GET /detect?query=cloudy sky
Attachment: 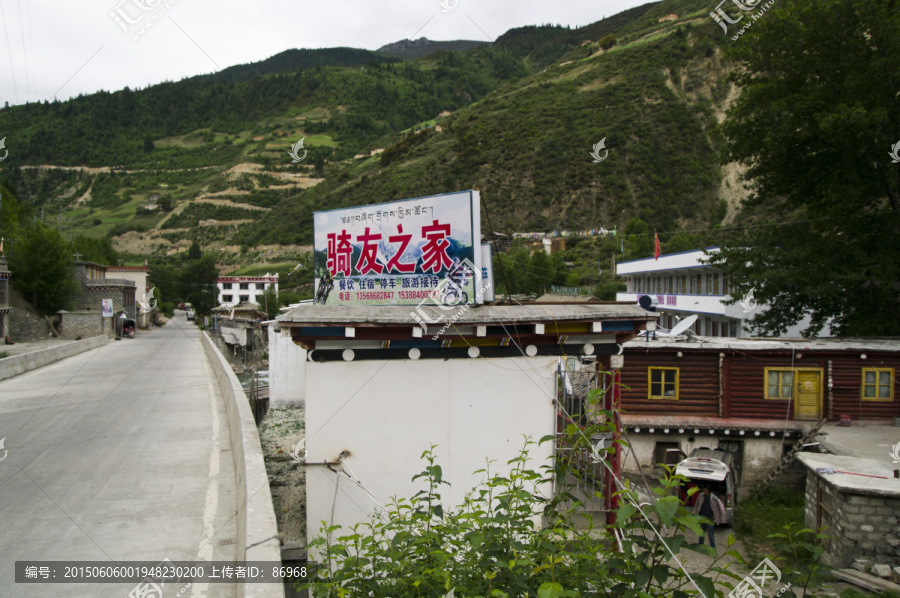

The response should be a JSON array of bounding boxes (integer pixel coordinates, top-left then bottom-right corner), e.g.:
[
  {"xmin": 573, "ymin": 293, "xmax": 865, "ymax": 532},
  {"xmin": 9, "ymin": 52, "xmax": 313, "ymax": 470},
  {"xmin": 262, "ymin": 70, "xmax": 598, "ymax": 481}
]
[{"xmin": 0, "ymin": 0, "xmax": 652, "ymax": 106}]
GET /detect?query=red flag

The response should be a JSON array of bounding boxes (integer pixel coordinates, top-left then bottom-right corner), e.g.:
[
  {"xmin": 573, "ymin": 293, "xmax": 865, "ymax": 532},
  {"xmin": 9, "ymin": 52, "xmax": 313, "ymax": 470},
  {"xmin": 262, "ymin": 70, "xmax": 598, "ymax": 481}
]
[{"xmin": 654, "ymin": 231, "xmax": 661, "ymax": 260}]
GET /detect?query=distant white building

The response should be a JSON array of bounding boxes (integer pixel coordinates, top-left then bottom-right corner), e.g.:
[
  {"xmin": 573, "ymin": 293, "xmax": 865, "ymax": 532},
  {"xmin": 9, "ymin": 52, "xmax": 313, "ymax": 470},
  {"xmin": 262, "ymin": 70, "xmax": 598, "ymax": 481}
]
[
  {"xmin": 216, "ymin": 274, "xmax": 279, "ymax": 308},
  {"xmin": 616, "ymin": 248, "xmax": 822, "ymax": 338}
]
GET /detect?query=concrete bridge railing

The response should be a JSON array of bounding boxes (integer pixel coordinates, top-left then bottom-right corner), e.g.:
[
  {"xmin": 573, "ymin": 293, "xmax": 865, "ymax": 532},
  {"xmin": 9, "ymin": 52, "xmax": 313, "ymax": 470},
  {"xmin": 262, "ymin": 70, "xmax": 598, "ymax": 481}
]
[
  {"xmin": 0, "ymin": 335, "xmax": 109, "ymax": 381},
  {"xmin": 201, "ymin": 331, "xmax": 284, "ymax": 598}
]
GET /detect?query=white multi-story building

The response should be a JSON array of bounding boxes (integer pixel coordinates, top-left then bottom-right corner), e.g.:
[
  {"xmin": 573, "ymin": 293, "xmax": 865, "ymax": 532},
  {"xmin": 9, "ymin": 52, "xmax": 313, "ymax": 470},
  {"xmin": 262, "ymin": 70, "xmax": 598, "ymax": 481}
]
[
  {"xmin": 216, "ymin": 274, "xmax": 279, "ymax": 308},
  {"xmin": 616, "ymin": 248, "xmax": 820, "ymax": 338}
]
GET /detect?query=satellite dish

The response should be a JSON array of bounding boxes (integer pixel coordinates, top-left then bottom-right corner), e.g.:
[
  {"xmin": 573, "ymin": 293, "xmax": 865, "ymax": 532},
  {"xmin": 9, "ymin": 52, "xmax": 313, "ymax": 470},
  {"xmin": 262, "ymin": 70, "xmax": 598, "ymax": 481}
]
[
  {"xmin": 668, "ymin": 314, "xmax": 698, "ymax": 337},
  {"xmin": 638, "ymin": 295, "xmax": 658, "ymax": 312}
]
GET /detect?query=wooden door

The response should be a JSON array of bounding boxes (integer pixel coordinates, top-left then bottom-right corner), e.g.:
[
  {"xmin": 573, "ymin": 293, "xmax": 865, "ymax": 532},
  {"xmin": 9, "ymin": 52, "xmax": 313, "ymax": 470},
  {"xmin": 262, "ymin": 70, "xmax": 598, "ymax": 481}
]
[{"xmin": 795, "ymin": 370, "xmax": 822, "ymax": 420}]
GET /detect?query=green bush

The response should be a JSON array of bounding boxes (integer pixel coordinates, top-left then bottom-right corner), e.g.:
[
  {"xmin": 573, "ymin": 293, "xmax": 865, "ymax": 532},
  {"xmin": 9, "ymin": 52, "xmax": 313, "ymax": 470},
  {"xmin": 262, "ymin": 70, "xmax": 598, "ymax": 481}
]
[
  {"xmin": 599, "ymin": 34, "xmax": 617, "ymax": 50},
  {"xmin": 306, "ymin": 389, "xmax": 738, "ymax": 597}
]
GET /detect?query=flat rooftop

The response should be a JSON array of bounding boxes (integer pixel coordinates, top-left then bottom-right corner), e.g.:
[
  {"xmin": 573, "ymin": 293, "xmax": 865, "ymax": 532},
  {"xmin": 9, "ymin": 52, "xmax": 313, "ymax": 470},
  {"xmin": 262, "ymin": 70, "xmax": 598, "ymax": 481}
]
[
  {"xmin": 797, "ymin": 453, "xmax": 900, "ymax": 497},
  {"xmin": 278, "ymin": 302, "xmax": 656, "ymax": 325}
]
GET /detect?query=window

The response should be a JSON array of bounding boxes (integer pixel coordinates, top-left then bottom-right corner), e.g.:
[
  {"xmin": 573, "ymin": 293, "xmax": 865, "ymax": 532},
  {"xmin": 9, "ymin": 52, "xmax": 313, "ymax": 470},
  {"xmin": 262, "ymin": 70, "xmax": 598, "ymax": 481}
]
[
  {"xmin": 681, "ymin": 275, "xmax": 687, "ymax": 294},
  {"xmin": 239, "ymin": 295, "xmax": 249, "ymax": 303},
  {"xmin": 222, "ymin": 295, "xmax": 233, "ymax": 303},
  {"xmin": 649, "ymin": 367, "xmax": 679, "ymax": 400},
  {"xmin": 862, "ymin": 368, "xmax": 894, "ymax": 401},
  {"xmin": 765, "ymin": 368, "xmax": 794, "ymax": 399},
  {"xmin": 239, "ymin": 283, "xmax": 249, "ymax": 290},
  {"xmin": 710, "ymin": 273, "xmax": 720, "ymax": 295},
  {"xmin": 223, "ymin": 283, "xmax": 232, "ymax": 290}
]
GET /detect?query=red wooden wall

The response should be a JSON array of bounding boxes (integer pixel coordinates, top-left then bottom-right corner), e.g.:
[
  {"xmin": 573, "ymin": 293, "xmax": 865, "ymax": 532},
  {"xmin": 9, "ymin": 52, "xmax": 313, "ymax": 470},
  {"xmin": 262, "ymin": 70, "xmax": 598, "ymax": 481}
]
[
  {"xmin": 620, "ymin": 347, "xmax": 900, "ymax": 422},
  {"xmin": 620, "ymin": 350, "xmax": 719, "ymax": 417}
]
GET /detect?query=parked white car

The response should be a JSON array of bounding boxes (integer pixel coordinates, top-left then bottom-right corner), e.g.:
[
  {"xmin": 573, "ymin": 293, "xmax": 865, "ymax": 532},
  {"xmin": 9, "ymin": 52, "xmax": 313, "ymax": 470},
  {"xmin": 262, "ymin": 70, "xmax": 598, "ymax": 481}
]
[{"xmin": 670, "ymin": 448, "xmax": 737, "ymax": 526}]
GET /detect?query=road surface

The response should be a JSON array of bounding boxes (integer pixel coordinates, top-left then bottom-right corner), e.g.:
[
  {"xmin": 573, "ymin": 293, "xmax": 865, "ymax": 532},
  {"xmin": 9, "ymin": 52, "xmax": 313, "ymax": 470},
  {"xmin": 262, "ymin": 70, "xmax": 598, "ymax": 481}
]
[{"xmin": 0, "ymin": 315, "xmax": 237, "ymax": 597}]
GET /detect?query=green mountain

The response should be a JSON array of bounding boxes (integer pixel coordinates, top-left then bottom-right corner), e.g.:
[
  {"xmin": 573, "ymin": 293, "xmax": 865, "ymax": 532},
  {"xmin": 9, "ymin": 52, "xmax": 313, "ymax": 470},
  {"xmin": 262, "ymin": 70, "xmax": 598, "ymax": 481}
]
[
  {"xmin": 376, "ymin": 38, "xmax": 492, "ymax": 60},
  {"xmin": 0, "ymin": 0, "xmax": 733, "ymax": 264}
]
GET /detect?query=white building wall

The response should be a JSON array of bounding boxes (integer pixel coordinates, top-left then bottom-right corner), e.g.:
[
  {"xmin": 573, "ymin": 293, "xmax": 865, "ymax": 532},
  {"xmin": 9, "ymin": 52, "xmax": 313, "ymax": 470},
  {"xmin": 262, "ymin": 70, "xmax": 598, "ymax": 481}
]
[
  {"xmin": 623, "ymin": 432, "xmax": 785, "ymax": 498},
  {"xmin": 305, "ymin": 357, "xmax": 556, "ymax": 546},
  {"xmin": 217, "ymin": 278, "xmax": 279, "ymax": 308},
  {"xmin": 617, "ymin": 248, "xmax": 831, "ymax": 338},
  {"xmin": 107, "ymin": 270, "xmax": 150, "ymax": 326},
  {"xmin": 268, "ymin": 324, "xmax": 306, "ymax": 406}
]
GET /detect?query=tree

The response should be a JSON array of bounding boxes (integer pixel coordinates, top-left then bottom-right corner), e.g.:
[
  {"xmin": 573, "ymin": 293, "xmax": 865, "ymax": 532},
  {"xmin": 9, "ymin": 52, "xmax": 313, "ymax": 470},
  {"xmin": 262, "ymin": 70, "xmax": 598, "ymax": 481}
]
[
  {"xmin": 187, "ymin": 240, "xmax": 202, "ymax": 260},
  {"xmin": 70, "ymin": 235, "xmax": 118, "ymax": 265},
  {"xmin": 599, "ymin": 34, "xmax": 617, "ymax": 50},
  {"xmin": 9, "ymin": 224, "xmax": 81, "ymax": 315},
  {"xmin": 712, "ymin": 0, "xmax": 900, "ymax": 336},
  {"xmin": 182, "ymin": 255, "xmax": 218, "ymax": 318},
  {"xmin": 623, "ymin": 217, "xmax": 653, "ymax": 261},
  {"xmin": 149, "ymin": 262, "xmax": 184, "ymax": 306},
  {"xmin": 260, "ymin": 285, "xmax": 279, "ymax": 320}
]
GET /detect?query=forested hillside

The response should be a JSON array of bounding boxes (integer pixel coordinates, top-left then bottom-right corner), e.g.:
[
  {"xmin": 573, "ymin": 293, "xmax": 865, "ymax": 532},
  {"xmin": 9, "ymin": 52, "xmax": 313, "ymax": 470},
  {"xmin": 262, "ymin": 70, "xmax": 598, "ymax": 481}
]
[{"xmin": 0, "ymin": 0, "xmax": 729, "ymax": 257}]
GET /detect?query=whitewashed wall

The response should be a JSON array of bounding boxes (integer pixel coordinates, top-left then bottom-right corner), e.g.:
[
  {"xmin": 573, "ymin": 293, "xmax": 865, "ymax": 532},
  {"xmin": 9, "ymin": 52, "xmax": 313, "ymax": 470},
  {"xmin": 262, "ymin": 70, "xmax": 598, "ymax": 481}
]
[
  {"xmin": 622, "ymin": 432, "xmax": 784, "ymax": 496},
  {"xmin": 268, "ymin": 325, "xmax": 306, "ymax": 405},
  {"xmin": 305, "ymin": 356, "xmax": 557, "ymax": 544}
]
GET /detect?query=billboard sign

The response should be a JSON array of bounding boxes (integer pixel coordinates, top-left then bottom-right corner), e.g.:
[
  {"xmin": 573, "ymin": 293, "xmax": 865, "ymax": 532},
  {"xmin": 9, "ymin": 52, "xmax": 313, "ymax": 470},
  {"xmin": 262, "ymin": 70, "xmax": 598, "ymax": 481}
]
[
  {"xmin": 101, "ymin": 299, "xmax": 113, "ymax": 318},
  {"xmin": 313, "ymin": 191, "xmax": 482, "ymax": 306}
]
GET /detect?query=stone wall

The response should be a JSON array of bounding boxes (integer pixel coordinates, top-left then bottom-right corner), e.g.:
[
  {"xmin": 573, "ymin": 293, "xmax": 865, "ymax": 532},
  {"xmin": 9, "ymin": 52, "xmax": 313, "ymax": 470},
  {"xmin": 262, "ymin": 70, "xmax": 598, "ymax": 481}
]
[
  {"xmin": 805, "ymin": 472, "xmax": 900, "ymax": 568},
  {"xmin": 58, "ymin": 311, "xmax": 111, "ymax": 339},
  {"xmin": 7, "ymin": 288, "xmax": 51, "ymax": 342},
  {"xmin": 74, "ymin": 282, "xmax": 136, "ymax": 320}
]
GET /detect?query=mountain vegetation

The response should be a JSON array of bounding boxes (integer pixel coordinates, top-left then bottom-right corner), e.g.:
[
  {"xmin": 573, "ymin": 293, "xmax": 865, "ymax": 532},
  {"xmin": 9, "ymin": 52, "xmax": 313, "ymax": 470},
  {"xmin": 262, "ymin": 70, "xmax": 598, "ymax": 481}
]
[
  {"xmin": 375, "ymin": 38, "xmax": 491, "ymax": 60},
  {"xmin": 0, "ymin": 0, "xmax": 893, "ymax": 334}
]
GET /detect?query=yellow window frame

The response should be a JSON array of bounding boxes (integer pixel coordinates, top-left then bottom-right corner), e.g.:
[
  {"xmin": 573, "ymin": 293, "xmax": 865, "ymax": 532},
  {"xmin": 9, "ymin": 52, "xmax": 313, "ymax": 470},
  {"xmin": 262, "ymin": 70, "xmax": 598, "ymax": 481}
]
[
  {"xmin": 764, "ymin": 367, "xmax": 795, "ymax": 400},
  {"xmin": 862, "ymin": 368, "xmax": 894, "ymax": 402},
  {"xmin": 648, "ymin": 367, "xmax": 679, "ymax": 400}
]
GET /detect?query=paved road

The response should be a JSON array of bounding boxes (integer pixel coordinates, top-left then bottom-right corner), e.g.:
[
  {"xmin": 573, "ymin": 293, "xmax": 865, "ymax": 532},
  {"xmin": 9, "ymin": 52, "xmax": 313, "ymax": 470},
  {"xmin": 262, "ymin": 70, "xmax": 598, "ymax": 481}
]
[{"xmin": 0, "ymin": 315, "xmax": 237, "ymax": 597}]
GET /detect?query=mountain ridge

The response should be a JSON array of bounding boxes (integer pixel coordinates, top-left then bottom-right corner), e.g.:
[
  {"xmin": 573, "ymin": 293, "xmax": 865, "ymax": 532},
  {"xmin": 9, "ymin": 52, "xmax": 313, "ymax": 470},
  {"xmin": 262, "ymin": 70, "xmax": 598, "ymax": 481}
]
[{"xmin": 376, "ymin": 38, "xmax": 492, "ymax": 59}]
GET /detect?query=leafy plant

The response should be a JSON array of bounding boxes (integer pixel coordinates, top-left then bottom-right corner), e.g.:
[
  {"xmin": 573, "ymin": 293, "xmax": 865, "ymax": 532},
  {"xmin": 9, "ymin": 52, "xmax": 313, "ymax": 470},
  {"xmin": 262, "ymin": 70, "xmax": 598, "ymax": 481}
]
[
  {"xmin": 767, "ymin": 524, "xmax": 833, "ymax": 596},
  {"xmin": 305, "ymin": 384, "xmax": 741, "ymax": 597}
]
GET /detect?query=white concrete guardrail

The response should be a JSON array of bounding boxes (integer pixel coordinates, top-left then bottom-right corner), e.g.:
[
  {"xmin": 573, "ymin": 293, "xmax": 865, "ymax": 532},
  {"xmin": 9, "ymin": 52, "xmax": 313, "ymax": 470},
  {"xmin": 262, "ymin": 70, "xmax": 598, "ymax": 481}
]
[
  {"xmin": 0, "ymin": 335, "xmax": 109, "ymax": 381},
  {"xmin": 201, "ymin": 332, "xmax": 285, "ymax": 598}
]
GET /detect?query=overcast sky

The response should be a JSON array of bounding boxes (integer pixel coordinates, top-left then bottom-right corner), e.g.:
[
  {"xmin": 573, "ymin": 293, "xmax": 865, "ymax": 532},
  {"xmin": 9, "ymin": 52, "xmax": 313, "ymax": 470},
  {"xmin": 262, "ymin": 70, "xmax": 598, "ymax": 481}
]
[{"xmin": 0, "ymin": 0, "xmax": 653, "ymax": 106}]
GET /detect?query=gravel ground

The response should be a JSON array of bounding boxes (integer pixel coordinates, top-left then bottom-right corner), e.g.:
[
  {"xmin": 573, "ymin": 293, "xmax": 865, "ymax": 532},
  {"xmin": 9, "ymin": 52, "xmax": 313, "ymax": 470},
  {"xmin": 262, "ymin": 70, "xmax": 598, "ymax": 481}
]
[{"xmin": 258, "ymin": 405, "xmax": 307, "ymax": 552}]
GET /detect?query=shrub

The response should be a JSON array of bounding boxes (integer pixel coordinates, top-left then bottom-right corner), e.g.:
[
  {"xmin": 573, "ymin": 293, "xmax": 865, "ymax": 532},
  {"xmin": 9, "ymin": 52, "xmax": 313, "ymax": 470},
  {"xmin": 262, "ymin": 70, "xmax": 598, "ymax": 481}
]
[
  {"xmin": 599, "ymin": 34, "xmax": 617, "ymax": 50},
  {"xmin": 305, "ymin": 389, "xmax": 737, "ymax": 597}
]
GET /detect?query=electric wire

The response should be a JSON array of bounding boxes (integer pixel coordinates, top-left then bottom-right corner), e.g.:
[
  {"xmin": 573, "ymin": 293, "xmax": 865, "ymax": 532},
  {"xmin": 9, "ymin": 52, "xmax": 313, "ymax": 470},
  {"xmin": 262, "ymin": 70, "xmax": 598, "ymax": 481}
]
[{"xmin": 0, "ymin": 0, "xmax": 20, "ymax": 103}]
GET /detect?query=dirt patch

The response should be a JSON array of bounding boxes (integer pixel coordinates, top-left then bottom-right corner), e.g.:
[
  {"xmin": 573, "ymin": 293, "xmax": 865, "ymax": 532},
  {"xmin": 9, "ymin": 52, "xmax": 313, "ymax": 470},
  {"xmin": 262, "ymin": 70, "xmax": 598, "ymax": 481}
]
[
  {"xmin": 193, "ymin": 198, "xmax": 270, "ymax": 211},
  {"xmin": 259, "ymin": 406, "xmax": 307, "ymax": 551}
]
